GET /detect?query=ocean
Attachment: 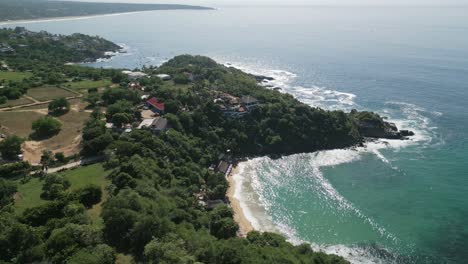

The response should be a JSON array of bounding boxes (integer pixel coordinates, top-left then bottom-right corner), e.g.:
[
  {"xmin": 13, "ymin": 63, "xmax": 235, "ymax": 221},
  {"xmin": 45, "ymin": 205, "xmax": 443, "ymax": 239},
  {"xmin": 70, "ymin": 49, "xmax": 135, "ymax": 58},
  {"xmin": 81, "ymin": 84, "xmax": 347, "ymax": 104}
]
[{"xmin": 3, "ymin": 5, "xmax": 468, "ymax": 263}]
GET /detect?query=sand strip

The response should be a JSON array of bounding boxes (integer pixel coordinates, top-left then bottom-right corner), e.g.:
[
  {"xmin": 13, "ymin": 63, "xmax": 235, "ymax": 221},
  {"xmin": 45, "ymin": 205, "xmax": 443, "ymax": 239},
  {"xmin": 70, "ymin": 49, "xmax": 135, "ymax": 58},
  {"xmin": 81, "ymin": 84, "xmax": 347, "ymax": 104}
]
[{"xmin": 226, "ymin": 165, "xmax": 254, "ymax": 237}]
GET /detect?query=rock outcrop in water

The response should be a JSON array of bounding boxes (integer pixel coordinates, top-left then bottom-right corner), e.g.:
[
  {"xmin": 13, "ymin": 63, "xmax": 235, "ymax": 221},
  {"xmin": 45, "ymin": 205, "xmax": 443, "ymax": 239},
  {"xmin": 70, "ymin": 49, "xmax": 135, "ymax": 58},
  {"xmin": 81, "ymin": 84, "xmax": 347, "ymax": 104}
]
[{"xmin": 351, "ymin": 110, "xmax": 415, "ymax": 140}]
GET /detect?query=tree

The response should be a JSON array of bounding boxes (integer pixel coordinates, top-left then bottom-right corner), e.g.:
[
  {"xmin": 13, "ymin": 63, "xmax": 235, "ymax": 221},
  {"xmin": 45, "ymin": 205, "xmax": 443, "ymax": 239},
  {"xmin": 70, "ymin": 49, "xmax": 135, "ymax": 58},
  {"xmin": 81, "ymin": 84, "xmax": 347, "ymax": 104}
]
[
  {"xmin": 67, "ymin": 244, "xmax": 116, "ymax": 264},
  {"xmin": 54, "ymin": 152, "xmax": 66, "ymax": 163},
  {"xmin": 0, "ymin": 135, "xmax": 24, "ymax": 160},
  {"xmin": 85, "ymin": 92, "xmax": 101, "ymax": 107},
  {"xmin": 45, "ymin": 224, "xmax": 102, "ymax": 263},
  {"xmin": 31, "ymin": 116, "xmax": 62, "ymax": 138},
  {"xmin": 76, "ymin": 185, "xmax": 102, "ymax": 208},
  {"xmin": 40, "ymin": 150, "xmax": 54, "ymax": 167},
  {"xmin": 0, "ymin": 179, "xmax": 17, "ymax": 208},
  {"xmin": 173, "ymin": 73, "xmax": 190, "ymax": 84},
  {"xmin": 48, "ymin": 97, "xmax": 70, "ymax": 115},
  {"xmin": 111, "ymin": 113, "xmax": 132, "ymax": 127},
  {"xmin": 210, "ymin": 205, "xmax": 238, "ymax": 239},
  {"xmin": 144, "ymin": 235, "xmax": 195, "ymax": 264},
  {"xmin": 41, "ymin": 174, "xmax": 70, "ymax": 200}
]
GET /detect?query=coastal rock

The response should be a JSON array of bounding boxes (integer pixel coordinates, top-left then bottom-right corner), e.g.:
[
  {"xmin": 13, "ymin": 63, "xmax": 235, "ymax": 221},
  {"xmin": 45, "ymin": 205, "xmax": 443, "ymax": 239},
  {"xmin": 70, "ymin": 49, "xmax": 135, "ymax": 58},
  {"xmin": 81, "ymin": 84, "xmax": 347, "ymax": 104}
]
[
  {"xmin": 253, "ymin": 74, "xmax": 275, "ymax": 83},
  {"xmin": 358, "ymin": 120, "xmax": 415, "ymax": 140}
]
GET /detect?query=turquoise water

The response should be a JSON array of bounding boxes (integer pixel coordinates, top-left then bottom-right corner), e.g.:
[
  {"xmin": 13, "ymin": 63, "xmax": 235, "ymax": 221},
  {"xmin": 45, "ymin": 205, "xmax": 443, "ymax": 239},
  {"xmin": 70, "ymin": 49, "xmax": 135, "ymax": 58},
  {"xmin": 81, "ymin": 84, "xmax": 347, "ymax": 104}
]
[{"xmin": 3, "ymin": 5, "xmax": 468, "ymax": 263}]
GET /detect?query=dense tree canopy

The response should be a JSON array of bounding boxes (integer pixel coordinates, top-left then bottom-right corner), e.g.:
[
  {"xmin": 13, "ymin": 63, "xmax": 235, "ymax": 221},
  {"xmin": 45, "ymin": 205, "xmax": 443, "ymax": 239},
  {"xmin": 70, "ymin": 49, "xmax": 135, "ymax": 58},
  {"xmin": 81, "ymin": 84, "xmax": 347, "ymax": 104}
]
[{"xmin": 0, "ymin": 135, "xmax": 24, "ymax": 160}]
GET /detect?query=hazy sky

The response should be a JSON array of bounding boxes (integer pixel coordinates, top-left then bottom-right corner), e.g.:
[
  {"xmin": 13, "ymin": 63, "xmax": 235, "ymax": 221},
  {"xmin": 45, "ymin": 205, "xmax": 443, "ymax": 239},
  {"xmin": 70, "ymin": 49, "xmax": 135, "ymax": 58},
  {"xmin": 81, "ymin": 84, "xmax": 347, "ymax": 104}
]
[{"xmin": 69, "ymin": 0, "xmax": 468, "ymax": 6}]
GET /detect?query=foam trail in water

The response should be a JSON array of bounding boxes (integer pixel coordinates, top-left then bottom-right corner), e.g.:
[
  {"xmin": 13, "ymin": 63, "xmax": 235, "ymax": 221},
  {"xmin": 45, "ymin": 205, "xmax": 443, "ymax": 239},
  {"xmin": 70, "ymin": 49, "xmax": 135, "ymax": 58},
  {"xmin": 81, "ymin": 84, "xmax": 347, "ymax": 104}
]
[
  {"xmin": 215, "ymin": 59, "xmax": 441, "ymax": 263},
  {"xmin": 235, "ymin": 152, "xmax": 402, "ymax": 264}
]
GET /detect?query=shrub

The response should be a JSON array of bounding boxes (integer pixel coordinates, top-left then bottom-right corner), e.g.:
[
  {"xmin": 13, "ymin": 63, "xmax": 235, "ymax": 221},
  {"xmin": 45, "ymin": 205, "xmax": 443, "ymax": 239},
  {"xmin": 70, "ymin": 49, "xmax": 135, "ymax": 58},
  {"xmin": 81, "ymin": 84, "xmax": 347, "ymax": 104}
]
[
  {"xmin": 48, "ymin": 97, "xmax": 70, "ymax": 115},
  {"xmin": 31, "ymin": 116, "xmax": 62, "ymax": 138},
  {"xmin": 76, "ymin": 185, "xmax": 102, "ymax": 208}
]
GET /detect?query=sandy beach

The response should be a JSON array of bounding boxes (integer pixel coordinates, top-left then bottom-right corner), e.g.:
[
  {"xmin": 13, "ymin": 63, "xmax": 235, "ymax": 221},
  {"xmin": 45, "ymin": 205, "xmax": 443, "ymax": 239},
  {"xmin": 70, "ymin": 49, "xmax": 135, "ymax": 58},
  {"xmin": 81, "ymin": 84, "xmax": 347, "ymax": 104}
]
[
  {"xmin": 0, "ymin": 11, "xmax": 152, "ymax": 26},
  {"xmin": 226, "ymin": 165, "xmax": 254, "ymax": 237}
]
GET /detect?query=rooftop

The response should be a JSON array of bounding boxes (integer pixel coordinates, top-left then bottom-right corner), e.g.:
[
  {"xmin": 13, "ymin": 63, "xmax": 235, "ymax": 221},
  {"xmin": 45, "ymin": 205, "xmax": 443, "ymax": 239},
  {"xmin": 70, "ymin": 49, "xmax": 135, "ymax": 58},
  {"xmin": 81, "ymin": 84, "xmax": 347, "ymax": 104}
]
[{"xmin": 146, "ymin": 97, "xmax": 165, "ymax": 111}]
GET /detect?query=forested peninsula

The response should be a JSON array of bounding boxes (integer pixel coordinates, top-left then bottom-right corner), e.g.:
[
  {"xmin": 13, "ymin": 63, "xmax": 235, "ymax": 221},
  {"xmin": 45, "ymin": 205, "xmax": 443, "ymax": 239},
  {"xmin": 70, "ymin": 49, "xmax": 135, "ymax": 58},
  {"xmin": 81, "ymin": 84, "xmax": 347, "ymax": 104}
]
[
  {"xmin": 0, "ymin": 0, "xmax": 212, "ymax": 22},
  {"xmin": 0, "ymin": 28, "xmax": 413, "ymax": 263}
]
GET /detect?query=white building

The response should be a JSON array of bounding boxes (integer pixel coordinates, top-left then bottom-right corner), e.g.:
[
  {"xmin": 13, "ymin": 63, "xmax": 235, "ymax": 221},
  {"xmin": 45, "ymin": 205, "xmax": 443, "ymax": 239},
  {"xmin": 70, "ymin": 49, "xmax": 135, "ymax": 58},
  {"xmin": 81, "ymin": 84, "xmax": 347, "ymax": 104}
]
[
  {"xmin": 156, "ymin": 74, "xmax": 171, "ymax": 81},
  {"xmin": 122, "ymin": 70, "xmax": 148, "ymax": 80}
]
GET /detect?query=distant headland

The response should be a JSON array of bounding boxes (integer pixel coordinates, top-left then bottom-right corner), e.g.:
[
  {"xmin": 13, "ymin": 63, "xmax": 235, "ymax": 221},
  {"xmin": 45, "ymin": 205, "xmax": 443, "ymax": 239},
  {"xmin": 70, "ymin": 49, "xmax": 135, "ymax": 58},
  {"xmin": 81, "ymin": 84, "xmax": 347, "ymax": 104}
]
[{"xmin": 0, "ymin": 0, "xmax": 213, "ymax": 23}]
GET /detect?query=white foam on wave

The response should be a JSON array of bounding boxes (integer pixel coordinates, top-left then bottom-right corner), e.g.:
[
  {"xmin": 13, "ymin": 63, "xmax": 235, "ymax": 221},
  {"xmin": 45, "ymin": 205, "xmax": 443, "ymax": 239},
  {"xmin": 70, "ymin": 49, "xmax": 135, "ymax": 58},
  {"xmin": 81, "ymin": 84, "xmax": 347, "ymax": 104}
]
[
  {"xmin": 217, "ymin": 59, "xmax": 440, "ymax": 263},
  {"xmin": 222, "ymin": 60, "xmax": 358, "ymax": 111},
  {"xmin": 220, "ymin": 59, "xmax": 439, "ymax": 155},
  {"xmin": 235, "ymin": 151, "xmax": 400, "ymax": 264}
]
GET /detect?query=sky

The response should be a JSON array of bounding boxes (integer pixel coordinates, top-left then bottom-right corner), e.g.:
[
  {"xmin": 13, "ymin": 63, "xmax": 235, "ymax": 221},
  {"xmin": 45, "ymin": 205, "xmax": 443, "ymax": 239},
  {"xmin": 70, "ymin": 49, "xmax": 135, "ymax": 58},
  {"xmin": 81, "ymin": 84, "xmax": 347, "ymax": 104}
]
[{"xmin": 66, "ymin": 0, "xmax": 468, "ymax": 7}]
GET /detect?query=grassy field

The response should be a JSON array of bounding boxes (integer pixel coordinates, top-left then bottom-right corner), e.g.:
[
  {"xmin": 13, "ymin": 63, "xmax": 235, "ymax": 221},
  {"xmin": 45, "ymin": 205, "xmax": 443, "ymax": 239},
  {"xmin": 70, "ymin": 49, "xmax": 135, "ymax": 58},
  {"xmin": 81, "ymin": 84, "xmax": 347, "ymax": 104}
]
[
  {"xmin": 0, "ymin": 96, "xmax": 34, "ymax": 108},
  {"xmin": 65, "ymin": 79, "xmax": 112, "ymax": 91},
  {"xmin": 161, "ymin": 80, "xmax": 191, "ymax": 93},
  {"xmin": 14, "ymin": 177, "xmax": 48, "ymax": 213},
  {"xmin": 0, "ymin": 71, "xmax": 33, "ymax": 82},
  {"xmin": 27, "ymin": 86, "xmax": 78, "ymax": 101},
  {"xmin": 0, "ymin": 111, "xmax": 43, "ymax": 137},
  {"xmin": 14, "ymin": 163, "xmax": 111, "ymax": 221}
]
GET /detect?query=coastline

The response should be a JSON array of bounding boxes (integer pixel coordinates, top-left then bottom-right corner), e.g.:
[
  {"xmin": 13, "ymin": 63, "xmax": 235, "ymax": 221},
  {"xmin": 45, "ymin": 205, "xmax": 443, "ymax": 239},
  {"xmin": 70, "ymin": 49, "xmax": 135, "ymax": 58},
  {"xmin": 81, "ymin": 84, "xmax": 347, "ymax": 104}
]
[
  {"xmin": 226, "ymin": 165, "xmax": 254, "ymax": 237},
  {"xmin": 0, "ymin": 11, "xmax": 156, "ymax": 26},
  {"xmin": 0, "ymin": 8, "xmax": 215, "ymax": 26}
]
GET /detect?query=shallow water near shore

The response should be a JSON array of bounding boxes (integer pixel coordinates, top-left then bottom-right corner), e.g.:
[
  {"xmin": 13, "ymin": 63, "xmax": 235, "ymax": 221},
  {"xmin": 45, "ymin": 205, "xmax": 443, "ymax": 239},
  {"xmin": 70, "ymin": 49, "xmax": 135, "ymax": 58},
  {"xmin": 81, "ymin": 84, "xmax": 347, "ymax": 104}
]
[{"xmin": 3, "ymin": 5, "xmax": 468, "ymax": 263}]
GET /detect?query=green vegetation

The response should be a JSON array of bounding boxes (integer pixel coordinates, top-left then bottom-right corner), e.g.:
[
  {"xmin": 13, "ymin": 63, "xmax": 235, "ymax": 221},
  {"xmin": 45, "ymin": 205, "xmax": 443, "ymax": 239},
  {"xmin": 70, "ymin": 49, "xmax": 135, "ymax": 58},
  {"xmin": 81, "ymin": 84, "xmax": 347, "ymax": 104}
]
[
  {"xmin": 66, "ymin": 79, "xmax": 112, "ymax": 91},
  {"xmin": 13, "ymin": 164, "xmax": 110, "ymax": 213},
  {"xmin": 48, "ymin": 97, "xmax": 70, "ymax": 115},
  {"xmin": 31, "ymin": 116, "xmax": 62, "ymax": 138},
  {"xmin": 0, "ymin": 135, "xmax": 24, "ymax": 160},
  {"xmin": 0, "ymin": 71, "xmax": 32, "ymax": 82},
  {"xmin": 0, "ymin": 31, "xmax": 377, "ymax": 264},
  {"xmin": 0, "ymin": 0, "xmax": 212, "ymax": 22}
]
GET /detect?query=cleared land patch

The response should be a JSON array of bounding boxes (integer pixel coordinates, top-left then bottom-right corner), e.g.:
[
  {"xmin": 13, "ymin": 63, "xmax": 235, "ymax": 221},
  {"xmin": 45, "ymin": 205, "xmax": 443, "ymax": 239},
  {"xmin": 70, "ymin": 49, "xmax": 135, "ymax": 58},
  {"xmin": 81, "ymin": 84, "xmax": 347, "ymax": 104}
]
[
  {"xmin": 23, "ymin": 110, "xmax": 90, "ymax": 164},
  {"xmin": 27, "ymin": 86, "xmax": 79, "ymax": 101},
  {"xmin": 0, "ymin": 96, "xmax": 34, "ymax": 108},
  {"xmin": 0, "ymin": 111, "xmax": 43, "ymax": 137},
  {"xmin": 0, "ymin": 71, "xmax": 33, "ymax": 82},
  {"xmin": 65, "ymin": 79, "xmax": 112, "ymax": 92},
  {"xmin": 14, "ymin": 163, "xmax": 110, "ymax": 220}
]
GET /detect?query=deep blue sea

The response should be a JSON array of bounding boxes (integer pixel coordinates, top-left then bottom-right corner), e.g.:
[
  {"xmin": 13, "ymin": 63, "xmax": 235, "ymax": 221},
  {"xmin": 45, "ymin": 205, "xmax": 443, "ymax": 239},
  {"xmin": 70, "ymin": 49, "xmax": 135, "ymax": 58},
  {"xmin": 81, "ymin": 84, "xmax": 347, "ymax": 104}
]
[{"xmin": 3, "ymin": 5, "xmax": 468, "ymax": 263}]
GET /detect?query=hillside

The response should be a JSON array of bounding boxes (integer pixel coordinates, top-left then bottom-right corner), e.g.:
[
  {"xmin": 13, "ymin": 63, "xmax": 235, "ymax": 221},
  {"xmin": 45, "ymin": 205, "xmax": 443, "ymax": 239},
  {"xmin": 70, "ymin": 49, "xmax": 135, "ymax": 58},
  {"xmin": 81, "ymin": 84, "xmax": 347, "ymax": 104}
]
[
  {"xmin": 0, "ymin": 0, "xmax": 212, "ymax": 22},
  {"xmin": 0, "ymin": 29, "xmax": 354, "ymax": 264}
]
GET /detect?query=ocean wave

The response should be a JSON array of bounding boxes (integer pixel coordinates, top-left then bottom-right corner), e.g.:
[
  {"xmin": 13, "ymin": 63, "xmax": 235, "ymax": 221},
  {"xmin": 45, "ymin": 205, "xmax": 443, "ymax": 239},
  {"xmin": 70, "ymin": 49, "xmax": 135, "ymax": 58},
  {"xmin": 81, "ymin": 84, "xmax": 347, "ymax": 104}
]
[
  {"xmin": 236, "ymin": 152, "xmax": 403, "ymax": 264},
  {"xmin": 218, "ymin": 60, "xmax": 441, "ymax": 263}
]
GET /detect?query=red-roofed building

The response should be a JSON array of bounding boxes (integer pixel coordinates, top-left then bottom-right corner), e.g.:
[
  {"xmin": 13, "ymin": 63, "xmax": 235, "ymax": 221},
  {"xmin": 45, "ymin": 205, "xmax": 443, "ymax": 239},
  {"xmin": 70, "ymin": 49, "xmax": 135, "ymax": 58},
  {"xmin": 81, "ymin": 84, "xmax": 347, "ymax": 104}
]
[{"xmin": 146, "ymin": 97, "xmax": 165, "ymax": 115}]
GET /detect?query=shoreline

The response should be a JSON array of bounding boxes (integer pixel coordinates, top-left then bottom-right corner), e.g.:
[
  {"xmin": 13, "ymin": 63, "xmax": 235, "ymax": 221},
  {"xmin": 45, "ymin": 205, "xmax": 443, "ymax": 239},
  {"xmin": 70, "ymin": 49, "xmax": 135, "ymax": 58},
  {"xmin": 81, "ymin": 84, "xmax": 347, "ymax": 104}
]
[
  {"xmin": 0, "ymin": 11, "xmax": 157, "ymax": 26},
  {"xmin": 0, "ymin": 8, "xmax": 213, "ymax": 26},
  {"xmin": 226, "ymin": 165, "xmax": 255, "ymax": 237}
]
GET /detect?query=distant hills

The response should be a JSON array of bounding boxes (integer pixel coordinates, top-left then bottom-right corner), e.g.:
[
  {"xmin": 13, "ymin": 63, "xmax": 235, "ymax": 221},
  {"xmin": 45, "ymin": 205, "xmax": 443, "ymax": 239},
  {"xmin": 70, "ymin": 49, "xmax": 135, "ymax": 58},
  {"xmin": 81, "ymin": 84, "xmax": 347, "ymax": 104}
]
[{"xmin": 0, "ymin": 0, "xmax": 213, "ymax": 22}]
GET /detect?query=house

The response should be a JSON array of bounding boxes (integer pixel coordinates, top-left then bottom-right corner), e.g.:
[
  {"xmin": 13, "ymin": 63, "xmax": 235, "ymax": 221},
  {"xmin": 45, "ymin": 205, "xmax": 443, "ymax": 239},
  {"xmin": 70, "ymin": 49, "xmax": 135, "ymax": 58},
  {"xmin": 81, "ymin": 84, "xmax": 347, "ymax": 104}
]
[
  {"xmin": 146, "ymin": 97, "xmax": 165, "ymax": 115},
  {"xmin": 128, "ymin": 82, "xmax": 143, "ymax": 91},
  {"xmin": 105, "ymin": 123, "xmax": 114, "ymax": 129},
  {"xmin": 241, "ymin": 95, "xmax": 259, "ymax": 110},
  {"xmin": 137, "ymin": 117, "xmax": 169, "ymax": 133},
  {"xmin": 0, "ymin": 44, "xmax": 14, "ymax": 54},
  {"xmin": 122, "ymin": 70, "xmax": 148, "ymax": 80},
  {"xmin": 156, "ymin": 74, "xmax": 171, "ymax": 81},
  {"xmin": 216, "ymin": 160, "xmax": 232, "ymax": 178}
]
